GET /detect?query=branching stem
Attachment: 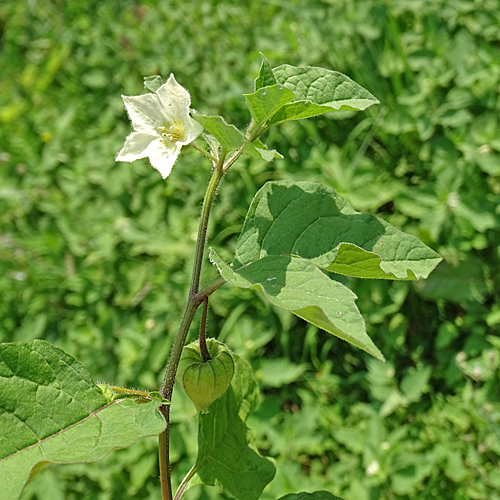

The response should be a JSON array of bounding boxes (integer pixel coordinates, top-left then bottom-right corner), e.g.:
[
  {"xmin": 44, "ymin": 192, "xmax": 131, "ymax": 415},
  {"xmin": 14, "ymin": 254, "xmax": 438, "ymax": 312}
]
[
  {"xmin": 157, "ymin": 151, "xmax": 226, "ymax": 500},
  {"xmin": 157, "ymin": 137, "xmax": 251, "ymax": 500}
]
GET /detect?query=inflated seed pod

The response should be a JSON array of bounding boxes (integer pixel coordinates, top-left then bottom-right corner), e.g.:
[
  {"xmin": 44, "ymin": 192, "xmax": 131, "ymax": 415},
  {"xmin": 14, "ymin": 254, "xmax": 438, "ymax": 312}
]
[{"xmin": 177, "ymin": 338, "xmax": 235, "ymax": 413}]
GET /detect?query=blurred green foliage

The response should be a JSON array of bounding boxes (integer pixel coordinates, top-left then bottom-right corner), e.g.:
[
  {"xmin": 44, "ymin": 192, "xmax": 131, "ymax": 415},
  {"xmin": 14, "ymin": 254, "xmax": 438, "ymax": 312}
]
[{"xmin": 1, "ymin": 0, "xmax": 499, "ymax": 499}]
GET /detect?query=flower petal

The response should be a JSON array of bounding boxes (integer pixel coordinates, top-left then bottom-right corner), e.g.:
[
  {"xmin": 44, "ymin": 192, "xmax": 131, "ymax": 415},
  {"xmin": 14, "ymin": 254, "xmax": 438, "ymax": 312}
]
[
  {"xmin": 122, "ymin": 94, "xmax": 163, "ymax": 134},
  {"xmin": 179, "ymin": 115, "xmax": 204, "ymax": 145},
  {"xmin": 146, "ymin": 140, "xmax": 183, "ymax": 179},
  {"xmin": 156, "ymin": 74, "xmax": 192, "ymax": 124},
  {"xmin": 115, "ymin": 132, "xmax": 158, "ymax": 161}
]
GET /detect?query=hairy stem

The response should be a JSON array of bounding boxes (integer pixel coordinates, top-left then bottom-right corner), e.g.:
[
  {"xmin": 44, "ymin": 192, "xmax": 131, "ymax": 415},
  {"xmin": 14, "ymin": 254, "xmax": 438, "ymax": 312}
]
[
  {"xmin": 192, "ymin": 141, "xmax": 218, "ymax": 163},
  {"xmin": 158, "ymin": 158, "xmax": 225, "ymax": 500},
  {"xmin": 195, "ymin": 277, "xmax": 226, "ymax": 302},
  {"xmin": 223, "ymin": 143, "xmax": 247, "ymax": 172},
  {"xmin": 199, "ymin": 296, "xmax": 211, "ymax": 362},
  {"xmin": 108, "ymin": 385, "xmax": 150, "ymax": 396},
  {"xmin": 189, "ymin": 159, "xmax": 225, "ymax": 298},
  {"xmin": 156, "ymin": 135, "xmax": 251, "ymax": 499}
]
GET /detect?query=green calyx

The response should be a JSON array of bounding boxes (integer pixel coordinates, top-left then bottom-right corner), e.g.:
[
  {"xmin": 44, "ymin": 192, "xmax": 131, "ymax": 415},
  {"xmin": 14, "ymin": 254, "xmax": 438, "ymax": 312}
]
[{"xmin": 177, "ymin": 338, "xmax": 235, "ymax": 413}]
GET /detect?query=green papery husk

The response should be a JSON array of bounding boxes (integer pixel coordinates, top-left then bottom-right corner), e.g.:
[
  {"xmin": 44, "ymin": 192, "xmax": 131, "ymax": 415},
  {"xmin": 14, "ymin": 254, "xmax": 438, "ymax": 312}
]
[{"xmin": 177, "ymin": 338, "xmax": 235, "ymax": 413}]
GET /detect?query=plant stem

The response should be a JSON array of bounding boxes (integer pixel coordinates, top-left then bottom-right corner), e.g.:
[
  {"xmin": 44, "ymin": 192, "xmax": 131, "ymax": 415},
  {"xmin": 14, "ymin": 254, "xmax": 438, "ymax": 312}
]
[
  {"xmin": 189, "ymin": 160, "xmax": 225, "ymax": 298},
  {"xmin": 158, "ymin": 158, "xmax": 225, "ymax": 500},
  {"xmin": 109, "ymin": 385, "xmax": 149, "ymax": 396},
  {"xmin": 175, "ymin": 465, "xmax": 198, "ymax": 500},
  {"xmin": 195, "ymin": 277, "xmax": 226, "ymax": 302},
  {"xmin": 223, "ymin": 143, "xmax": 247, "ymax": 172},
  {"xmin": 192, "ymin": 141, "xmax": 217, "ymax": 163},
  {"xmin": 156, "ymin": 136, "xmax": 249, "ymax": 499},
  {"xmin": 199, "ymin": 296, "xmax": 211, "ymax": 362},
  {"xmin": 158, "ymin": 420, "xmax": 171, "ymax": 500}
]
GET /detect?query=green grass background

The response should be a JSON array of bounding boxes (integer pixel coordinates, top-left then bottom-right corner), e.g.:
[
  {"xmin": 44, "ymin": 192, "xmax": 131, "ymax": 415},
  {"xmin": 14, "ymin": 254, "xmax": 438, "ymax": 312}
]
[{"xmin": 1, "ymin": 0, "xmax": 500, "ymax": 499}]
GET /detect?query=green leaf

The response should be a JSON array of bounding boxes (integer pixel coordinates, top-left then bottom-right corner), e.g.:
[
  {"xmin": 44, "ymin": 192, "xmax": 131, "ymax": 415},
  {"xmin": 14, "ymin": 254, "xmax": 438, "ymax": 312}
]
[
  {"xmin": 209, "ymin": 181, "xmax": 441, "ymax": 360},
  {"xmin": 278, "ymin": 492, "xmax": 344, "ymax": 500},
  {"xmin": 251, "ymin": 60, "xmax": 379, "ymax": 129},
  {"xmin": 0, "ymin": 340, "xmax": 166, "ymax": 500},
  {"xmin": 255, "ymin": 53, "xmax": 277, "ymax": 90},
  {"xmin": 192, "ymin": 113, "xmax": 245, "ymax": 151},
  {"xmin": 177, "ymin": 353, "xmax": 263, "ymax": 498},
  {"xmin": 273, "ymin": 64, "xmax": 379, "ymax": 112},
  {"xmin": 195, "ymin": 386, "xmax": 275, "ymax": 500},
  {"xmin": 230, "ymin": 353, "xmax": 261, "ymax": 422},
  {"xmin": 258, "ymin": 358, "xmax": 308, "ymax": 387},
  {"xmin": 234, "ymin": 181, "xmax": 442, "ymax": 280},
  {"xmin": 209, "ymin": 249, "xmax": 383, "ymax": 360},
  {"xmin": 391, "ymin": 454, "xmax": 433, "ymax": 495},
  {"xmin": 244, "ymin": 84, "xmax": 295, "ymax": 128},
  {"xmin": 400, "ymin": 365, "xmax": 431, "ymax": 403},
  {"xmin": 143, "ymin": 75, "xmax": 163, "ymax": 93},
  {"xmin": 266, "ymin": 100, "xmax": 341, "ymax": 127},
  {"xmin": 243, "ymin": 138, "xmax": 283, "ymax": 162}
]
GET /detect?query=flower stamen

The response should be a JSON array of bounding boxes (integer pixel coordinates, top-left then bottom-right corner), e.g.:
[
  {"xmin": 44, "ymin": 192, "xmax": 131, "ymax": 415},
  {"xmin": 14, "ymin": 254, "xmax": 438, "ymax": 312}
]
[{"xmin": 158, "ymin": 121, "xmax": 186, "ymax": 143}]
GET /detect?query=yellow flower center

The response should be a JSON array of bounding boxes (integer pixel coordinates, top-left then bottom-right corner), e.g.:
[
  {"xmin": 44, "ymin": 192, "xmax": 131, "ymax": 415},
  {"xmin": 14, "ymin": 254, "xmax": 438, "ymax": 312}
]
[{"xmin": 159, "ymin": 121, "xmax": 186, "ymax": 144}]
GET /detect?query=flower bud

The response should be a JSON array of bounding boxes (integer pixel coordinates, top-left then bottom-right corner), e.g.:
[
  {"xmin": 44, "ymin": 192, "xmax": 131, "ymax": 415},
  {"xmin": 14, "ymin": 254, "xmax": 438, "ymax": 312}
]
[{"xmin": 177, "ymin": 338, "xmax": 235, "ymax": 413}]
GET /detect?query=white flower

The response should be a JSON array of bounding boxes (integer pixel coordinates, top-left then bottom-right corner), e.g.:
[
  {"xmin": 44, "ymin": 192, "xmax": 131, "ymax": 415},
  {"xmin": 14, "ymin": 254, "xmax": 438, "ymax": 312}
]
[
  {"xmin": 116, "ymin": 74, "xmax": 203, "ymax": 179},
  {"xmin": 366, "ymin": 460, "xmax": 380, "ymax": 476}
]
